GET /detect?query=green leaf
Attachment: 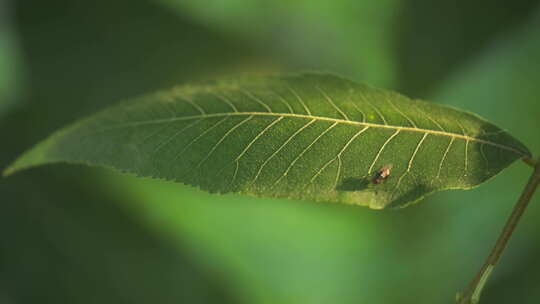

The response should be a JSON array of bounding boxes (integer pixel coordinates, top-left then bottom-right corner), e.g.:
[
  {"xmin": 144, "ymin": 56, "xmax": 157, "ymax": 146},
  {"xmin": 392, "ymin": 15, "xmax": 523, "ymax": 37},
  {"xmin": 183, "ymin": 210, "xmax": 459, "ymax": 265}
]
[
  {"xmin": 0, "ymin": 4, "xmax": 24, "ymax": 119},
  {"xmin": 157, "ymin": 0, "xmax": 399, "ymax": 86},
  {"xmin": 4, "ymin": 73, "xmax": 531, "ymax": 209}
]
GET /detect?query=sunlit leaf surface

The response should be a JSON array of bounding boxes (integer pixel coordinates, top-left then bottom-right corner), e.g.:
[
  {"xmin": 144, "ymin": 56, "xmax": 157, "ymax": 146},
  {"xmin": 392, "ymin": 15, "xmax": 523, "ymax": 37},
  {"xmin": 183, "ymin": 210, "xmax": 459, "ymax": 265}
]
[{"xmin": 5, "ymin": 74, "xmax": 530, "ymax": 209}]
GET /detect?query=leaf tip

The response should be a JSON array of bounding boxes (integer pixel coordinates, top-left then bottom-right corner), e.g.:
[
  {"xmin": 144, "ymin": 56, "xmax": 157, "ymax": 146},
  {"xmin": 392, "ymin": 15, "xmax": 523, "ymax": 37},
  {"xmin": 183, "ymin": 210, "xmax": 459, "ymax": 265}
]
[
  {"xmin": 2, "ymin": 160, "xmax": 26, "ymax": 177},
  {"xmin": 2, "ymin": 165, "xmax": 17, "ymax": 178}
]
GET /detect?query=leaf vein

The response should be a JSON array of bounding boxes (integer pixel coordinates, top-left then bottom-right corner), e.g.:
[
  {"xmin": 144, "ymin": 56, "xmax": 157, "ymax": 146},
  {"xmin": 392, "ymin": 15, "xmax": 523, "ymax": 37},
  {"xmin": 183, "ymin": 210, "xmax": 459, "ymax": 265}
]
[
  {"xmin": 212, "ymin": 93, "xmax": 239, "ymax": 112},
  {"xmin": 271, "ymin": 90, "xmax": 294, "ymax": 113},
  {"xmin": 415, "ymin": 105, "xmax": 446, "ymax": 131},
  {"xmin": 230, "ymin": 117, "xmax": 283, "ymax": 183},
  {"xmin": 173, "ymin": 117, "xmax": 230, "ymax": 160},
  {"xmin": 196, "ymin": 116, "xmax": 253, "ymax": 168},
  {"xmin": 366, "ymin": 101, "xmax": 388, "ymax": 125},
  {"xmin": 316, "ymin": 86, "xmax": 350, "ymax": 120},
  {"xmin": 457, "ymin": 121, "xmax": 470, "ymax": 176},
  {"xmin": 273, "ymin": 122, "xmax": 339, "ymax": 187},
  {"xmin": 307, "ymin": 126, "xmax": 370, "ymax": 188},
  {"xmin": 241, "ymin": 90, "xmax": 273, "ymax": 113},
  {"xmin": 333, "ymin": 126, "xmax": 370, "ymax": 188},
  {"xmin": 368, "ymin": 129, "xmax": 401, "ymax": 174},
  {"xmin": 387, "ymin": 98, "xmax": 417, "ymax": 128},
  {"xmin": 98, "ymin": 112, "xmax": 528, "ymax": 157},
  {"xmin": 394, "ymin": 133, "xmax": 428, "ymax": 193},
  {"xmin": 433, "ymin": 137, "xmax": 454, "ymax": 184},
  {"xmin": 350, "ymin": 102, "xmax": 367, "ymax": 122},
  {"xmin": 250, "ymin": 119, "xmax": 316, "ymax": 186},
  {"xmin": 181, "ymin": 96, "xmax": 206, "ymax": 115},
  {"xmin": 480, "ymin": 143, "xmax": 489, "ymax": 169},
  {"xmin": 152, "ymin": 119, "xmax": 203, "ymax": 154},
  {"xmin": 288, "ymin": 86, "xmax": 312, "ymax": 115}
]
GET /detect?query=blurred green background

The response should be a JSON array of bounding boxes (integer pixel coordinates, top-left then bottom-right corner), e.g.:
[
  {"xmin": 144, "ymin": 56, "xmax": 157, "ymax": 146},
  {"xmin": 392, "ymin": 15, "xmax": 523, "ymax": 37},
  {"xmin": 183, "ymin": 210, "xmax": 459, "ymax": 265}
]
[{"xmin": 1, "ymin": 0, "xmax": 540, "ymax": 303}]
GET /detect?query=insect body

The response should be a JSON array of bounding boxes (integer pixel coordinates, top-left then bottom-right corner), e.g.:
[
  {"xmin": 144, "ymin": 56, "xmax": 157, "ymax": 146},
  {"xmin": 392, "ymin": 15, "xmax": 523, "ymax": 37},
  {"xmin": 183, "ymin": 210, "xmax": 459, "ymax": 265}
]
[{"xmin": 372, "ymin": 165, "xmax": 392, "ymax": 184}]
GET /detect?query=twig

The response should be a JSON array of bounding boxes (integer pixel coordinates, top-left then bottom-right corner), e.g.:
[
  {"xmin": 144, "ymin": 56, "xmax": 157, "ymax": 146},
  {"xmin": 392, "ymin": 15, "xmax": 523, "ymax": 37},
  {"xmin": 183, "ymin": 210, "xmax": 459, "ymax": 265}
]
[
  {"xmin": 457, "ymin": 157, "xmax": 540, "ymax": 304},
  {"xmin": 523, "ymin": 156, "xmax": 537, "ymax": 168}
]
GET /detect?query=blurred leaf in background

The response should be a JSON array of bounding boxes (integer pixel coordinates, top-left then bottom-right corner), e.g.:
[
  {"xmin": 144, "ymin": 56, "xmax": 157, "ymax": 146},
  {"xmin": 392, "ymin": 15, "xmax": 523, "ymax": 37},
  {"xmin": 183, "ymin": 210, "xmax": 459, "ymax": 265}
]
[
  {"xmin": 394, "ymin": 0, "xmax": 540, "ymax": 96},
  {"xmin": 7, "ymin": 0, "xmax": 274, "ymax": 137},
  {"xmin": 102, "ymin": 172, "xmax": 386, "ymax": 303},
  {"xmin": 1, "ymin": 166, "xmax": 237, "ymax": 304},
  {"xmin": 1, "ymin": 0, "xmax": 277, "ymax": 303},
  {"xmin": 156, "ymin": 0, "xmax": 400, "ymax": 87},
  {"xmin": 0, "ymin": 0, "xmax": 24, "ymax": 118},
  {"xmin": 433, "ymin": 9, "xmax": 540, "ymax": 303},
  {"xmin": 2, "ymin": 0, "xmax": 540, "ymax": 303}
]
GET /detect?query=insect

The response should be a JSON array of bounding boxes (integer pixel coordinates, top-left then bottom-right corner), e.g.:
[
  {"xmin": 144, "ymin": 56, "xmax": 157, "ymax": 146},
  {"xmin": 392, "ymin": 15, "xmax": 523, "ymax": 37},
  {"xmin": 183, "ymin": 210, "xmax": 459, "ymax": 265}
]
[{"xmin": 372, "ymin": 164, "xmax": 392, "ymax": 184}]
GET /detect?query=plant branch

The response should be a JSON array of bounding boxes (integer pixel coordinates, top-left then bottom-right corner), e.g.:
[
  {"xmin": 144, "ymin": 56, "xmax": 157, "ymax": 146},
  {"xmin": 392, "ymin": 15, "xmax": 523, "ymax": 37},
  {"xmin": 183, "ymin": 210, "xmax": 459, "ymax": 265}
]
[
  {"xmin": 523, "ymin": 156, "xmax": 537, "ymax": 168},
  {"xmin": 457, "ymin": 157, "xmax": 540, "ymax": 304}
]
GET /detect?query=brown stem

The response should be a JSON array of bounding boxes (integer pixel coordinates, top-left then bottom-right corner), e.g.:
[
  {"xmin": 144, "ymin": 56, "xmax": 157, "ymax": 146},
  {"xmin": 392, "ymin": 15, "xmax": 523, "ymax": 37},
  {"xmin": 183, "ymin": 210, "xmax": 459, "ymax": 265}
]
[
  {"xmin": 523, "ymin": 156, "xmax": 537, "ymax": 168},
  {"xmin": 458, "ymin": 157, "xmax": 540, "ymax": 304}
]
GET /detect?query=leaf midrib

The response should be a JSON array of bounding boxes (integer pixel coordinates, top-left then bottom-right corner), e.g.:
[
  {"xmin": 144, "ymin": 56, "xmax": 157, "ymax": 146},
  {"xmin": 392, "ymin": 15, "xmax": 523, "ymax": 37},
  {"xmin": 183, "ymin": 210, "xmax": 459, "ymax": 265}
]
[{"xmin": 106, "ymin": 111, "xmax": 528, "ymax": 157}]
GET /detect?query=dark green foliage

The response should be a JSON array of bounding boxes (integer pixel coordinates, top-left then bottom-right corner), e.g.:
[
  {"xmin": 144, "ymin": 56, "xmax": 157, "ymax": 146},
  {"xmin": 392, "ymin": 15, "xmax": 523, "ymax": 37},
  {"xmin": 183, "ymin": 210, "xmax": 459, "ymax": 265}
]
[{"xmin": 5, "ymin": 74, "xmax": 530, "ymax": 209}]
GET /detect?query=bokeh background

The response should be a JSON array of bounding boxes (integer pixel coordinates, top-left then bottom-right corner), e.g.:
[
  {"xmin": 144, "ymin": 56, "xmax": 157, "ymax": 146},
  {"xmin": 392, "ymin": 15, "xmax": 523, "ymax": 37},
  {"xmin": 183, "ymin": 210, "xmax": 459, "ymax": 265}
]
[{"xmin": 2, "ymin": 1, "xmax": 540, "ymax": 303}]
